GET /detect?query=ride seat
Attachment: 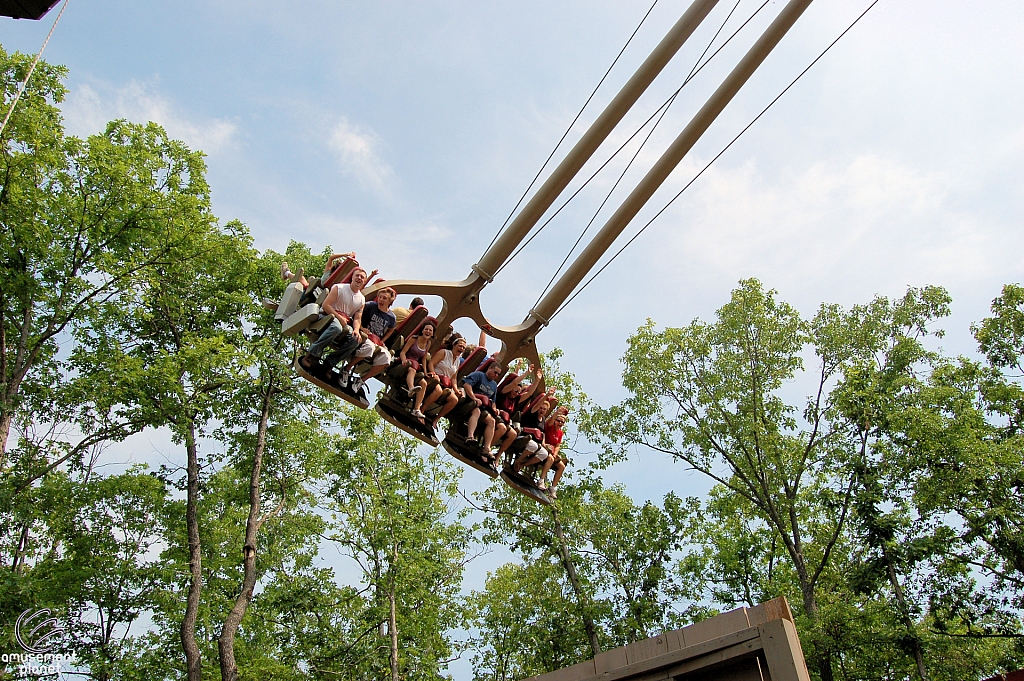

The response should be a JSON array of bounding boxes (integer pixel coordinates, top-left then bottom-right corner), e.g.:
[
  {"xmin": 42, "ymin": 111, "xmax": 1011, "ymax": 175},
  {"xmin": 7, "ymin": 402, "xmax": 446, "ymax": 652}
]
[
  {"xmin": 387, "ymin": 308, "xmax": 429, "ymax": 354},
  {"xmin": 322, "ymin": 257, "xmax": 358, "ymax": 289},
  {"xmin": 455, "ymin": 347, "xmax": 486, "ymax": 382},
  {"xmin": 520, "ymin": 427, "xmax": 543, "ymax": 441},
  {"xmin": 525, "ymin": 390, "xmax": 553, "ymax": 414},
  {"xmin": 299, "ymin": 256, "xmax": 359, "ymax": 306}
]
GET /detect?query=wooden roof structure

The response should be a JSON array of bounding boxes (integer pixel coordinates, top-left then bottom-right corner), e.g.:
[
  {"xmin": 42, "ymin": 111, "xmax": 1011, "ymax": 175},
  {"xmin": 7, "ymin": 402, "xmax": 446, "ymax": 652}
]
[{"xmin": 524, "ymin": 597, "xmax": 810, "ymax": 681}]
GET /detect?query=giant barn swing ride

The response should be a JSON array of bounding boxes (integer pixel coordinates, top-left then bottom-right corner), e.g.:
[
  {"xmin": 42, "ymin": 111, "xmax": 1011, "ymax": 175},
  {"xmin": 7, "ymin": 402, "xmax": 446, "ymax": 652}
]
[
  {"xmin": 1, "ymin": 0, "xmax": 875, "ymax": 505},
  {"xmin": 265, "ymin": 0, "xmax": 877, "ymax": 505}
]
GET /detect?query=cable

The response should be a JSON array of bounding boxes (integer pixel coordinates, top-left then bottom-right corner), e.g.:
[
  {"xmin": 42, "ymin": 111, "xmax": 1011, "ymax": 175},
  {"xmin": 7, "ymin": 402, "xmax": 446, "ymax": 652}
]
[
  {"xmin": 482, "ymin": 0, "xmax": 661, "ymax": 254},
  {"xmin": 0, "ymin": 0, "xmax": 71, "ymax": 139},
  {"xmin": 493, "ymin": 0, "xmax": 770, "ymax": 278},
  {"xmin": 532, "ymin": 0, "xmax": 745, "ymax": 308},
  {"xmin": 547, "ymin": 0, "xmax": 881, "ymax": 323}
]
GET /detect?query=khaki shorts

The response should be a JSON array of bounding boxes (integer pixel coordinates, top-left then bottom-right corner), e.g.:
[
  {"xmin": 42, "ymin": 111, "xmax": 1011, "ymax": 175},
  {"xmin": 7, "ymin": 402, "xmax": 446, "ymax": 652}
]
[{"xmin": 355, "ymin": 340, "xmax": 392, "ymax": 366}]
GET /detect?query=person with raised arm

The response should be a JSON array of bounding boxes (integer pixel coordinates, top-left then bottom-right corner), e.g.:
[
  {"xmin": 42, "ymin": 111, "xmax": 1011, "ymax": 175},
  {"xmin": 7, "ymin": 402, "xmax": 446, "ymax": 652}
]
[
  {"xmin": 493, "ymin": 364, "xmax": 542, "ymax": 461},
  {"xmin": 281, "ymin": 252, "xmax": 369, "ymax": 288},
  {"xmin": 539, "ymin": 406, "xmax": 568, "ymax": 499}
]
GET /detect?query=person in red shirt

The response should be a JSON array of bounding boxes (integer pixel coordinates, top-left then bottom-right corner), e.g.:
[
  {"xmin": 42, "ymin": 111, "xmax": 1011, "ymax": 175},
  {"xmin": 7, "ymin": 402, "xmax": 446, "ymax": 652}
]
[{"xmin": 539, "ymin": 407, "xmax": 568, "ymax": 499}]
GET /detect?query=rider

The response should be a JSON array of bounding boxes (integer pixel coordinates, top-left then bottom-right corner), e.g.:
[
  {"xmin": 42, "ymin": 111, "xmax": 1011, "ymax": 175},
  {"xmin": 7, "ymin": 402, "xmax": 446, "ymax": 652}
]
[
  {"xmin": 282, "ymin": 252, "xmax": 352, "ymax": 287},
  {"xmin": 510, "ymin": 398, "xmax": 553, "ymax": 485},
  {"xmin": 339, "ymin": 286, "xmax": 398, "ymax": 393},
  {"xmin": 398, "ymin": 318, "xmax": 434, "ymax": 403},
  {"xmin": 282, "ymin": 252, "xmax": 378, "ymax": 289},
  {"xmin": 416, "ymin": 333, "xmax": 466, "ymax": 430},
  {"xmin": 493, "ymin": 364, "xmax": 541, "ymax": 461},
  {"xmin": 462, "ymin": 361, "xmax": 503, "ymax": 463},
  {"xmin": 300, "ymin": 267, "xmax": 368, "ymax": 372},
  {"xmin": 391, "ymin": 297, "xmax": 426, "ymax": 327},
  {"xmin": 539, "ymin": 407, "xmax": 568, "ymax": 498}
]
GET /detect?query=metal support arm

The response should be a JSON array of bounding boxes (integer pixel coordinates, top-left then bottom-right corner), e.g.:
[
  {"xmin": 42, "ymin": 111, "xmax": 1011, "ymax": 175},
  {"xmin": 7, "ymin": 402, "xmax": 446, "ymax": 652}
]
[{"xmin": 370, "ymin": 0, "xmax": 813, "ymax": 372}]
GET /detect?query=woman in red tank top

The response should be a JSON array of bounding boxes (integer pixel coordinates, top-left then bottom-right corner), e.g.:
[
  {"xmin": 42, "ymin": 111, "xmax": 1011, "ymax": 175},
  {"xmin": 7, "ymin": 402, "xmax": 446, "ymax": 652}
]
[{"xmin": 540, "ymin": 408, "xmax": 568, "ymax": 498}]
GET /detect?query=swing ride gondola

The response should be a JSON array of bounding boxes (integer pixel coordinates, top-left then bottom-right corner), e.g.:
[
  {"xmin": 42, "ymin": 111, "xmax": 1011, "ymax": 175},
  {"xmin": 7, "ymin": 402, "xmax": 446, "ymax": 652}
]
[{"xmin": 269, "ymin": 0, "xmax": 876, "ymax": 504}]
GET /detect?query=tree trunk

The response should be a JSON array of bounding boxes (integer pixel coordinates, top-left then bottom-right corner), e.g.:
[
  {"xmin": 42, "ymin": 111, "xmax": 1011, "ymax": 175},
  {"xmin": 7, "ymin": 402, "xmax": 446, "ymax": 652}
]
[
  {"xmin": 10, "ymin": 522, "xmax": 29, "ymax": 572},
  {"xmin": 885, "ymin": 555, "xmax": 928, "ymax": 681},
  {"xmin": 551, "ymin": 508, "xmax": 601, "ymax": 657},
  {"xmin": 181, "ymin": 422, "xmax": 203, "ymax": 681},
  {"xmin": 0, "ymin": 408, "xmax": 12, "ymax": 464},
  {"xmin": 388, "ymin": 586, "xmax": 399, "ymax": 681},
  {"xmin": 218, "ymin": 388, "xmax": 273, "ymax": 681},
  {"xmin": 797, "ymin": 579, "xmax": 834, "ymax": 681}
]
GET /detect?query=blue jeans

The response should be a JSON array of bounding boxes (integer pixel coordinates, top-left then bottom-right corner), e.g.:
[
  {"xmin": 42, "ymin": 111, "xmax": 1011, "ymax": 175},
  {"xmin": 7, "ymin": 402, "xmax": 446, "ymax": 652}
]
[
  {"xmin": 307, "ymin": 318, "xmax": 360, "ymax": 369},
  {"xmin": 307, "ymin": 318, "xmax": 345, "ymax": 358}
]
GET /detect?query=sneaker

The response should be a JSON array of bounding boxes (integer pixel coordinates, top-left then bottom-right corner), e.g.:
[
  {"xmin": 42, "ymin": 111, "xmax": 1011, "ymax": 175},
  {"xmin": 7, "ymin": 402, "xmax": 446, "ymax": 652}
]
[
  {"xmin": 299, "ymin": 354, "xmax": 318, "ymax": 371},
  {"xmin": 549, "ymin": 486, "xmax": 557, "ymax": 499},
  {"xmin": 536, "ymin": 480, "xmax": 548, "ymax": 491},
  {"xmin": 350, "ymin": 376, "xmax": 365, "ymax": 395},
  {"xmin": 405, "ymin": 385, "xmax": 422, "ymax": 397},
  {"xmin": 337, "ymin": 368, "xmax": 351, "ymax": 385},
  {"xmin": 412, "ymin": 409, "xmax": 425, "ymax": 419}
]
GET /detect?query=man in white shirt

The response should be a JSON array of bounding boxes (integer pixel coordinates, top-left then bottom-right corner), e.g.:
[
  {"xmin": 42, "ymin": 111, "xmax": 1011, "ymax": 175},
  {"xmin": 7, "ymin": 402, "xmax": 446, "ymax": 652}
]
[{"xmin": 301, "ymin": 268, "xmax": 368, "ymax": 370}]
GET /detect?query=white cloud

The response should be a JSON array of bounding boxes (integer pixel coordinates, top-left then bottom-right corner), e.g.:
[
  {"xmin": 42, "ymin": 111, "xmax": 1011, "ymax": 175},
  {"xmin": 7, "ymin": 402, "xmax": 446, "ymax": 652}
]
[
  {"xmin": 61, "ymin": 80, "xmax": 238, "ymax": 154},
  {"xmin": 650, "ymin": 152, "xmax": 1013, "ymax": 295},
  {"xmin": 327, "ymin": 117, "xmax": 394, "ymax": 195}
]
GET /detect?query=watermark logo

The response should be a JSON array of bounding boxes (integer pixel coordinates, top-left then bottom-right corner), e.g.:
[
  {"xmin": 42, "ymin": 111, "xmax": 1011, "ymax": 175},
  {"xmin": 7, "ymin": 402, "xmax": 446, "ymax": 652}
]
[
  {"xmin": 15, "ymin": 608, "xmax": 63, "ymax": 654},
  {"xmin": 3, "ymin": 609, "xmax": 70, "ymax": 676}
]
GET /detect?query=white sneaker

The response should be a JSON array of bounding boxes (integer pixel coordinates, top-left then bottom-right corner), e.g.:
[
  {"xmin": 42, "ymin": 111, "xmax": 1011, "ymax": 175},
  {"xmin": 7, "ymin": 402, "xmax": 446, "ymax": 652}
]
[{"xmin": 350, "ymin": 376, "xmax": 365, "ymax": 394}]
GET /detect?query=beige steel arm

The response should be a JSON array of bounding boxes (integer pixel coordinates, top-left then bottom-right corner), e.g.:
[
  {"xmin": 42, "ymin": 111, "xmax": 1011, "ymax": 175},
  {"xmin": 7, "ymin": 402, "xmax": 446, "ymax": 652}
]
[{"xmin": 366, "ymin": 0, "xmax": 813, "ymax": 376}]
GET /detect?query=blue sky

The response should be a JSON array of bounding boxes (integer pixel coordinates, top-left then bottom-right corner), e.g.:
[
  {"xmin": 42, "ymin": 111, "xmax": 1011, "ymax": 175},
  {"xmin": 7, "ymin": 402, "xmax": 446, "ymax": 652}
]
[{"xmin": 4, "ymin": 0, "xmax": 1023, "ymax": 675}]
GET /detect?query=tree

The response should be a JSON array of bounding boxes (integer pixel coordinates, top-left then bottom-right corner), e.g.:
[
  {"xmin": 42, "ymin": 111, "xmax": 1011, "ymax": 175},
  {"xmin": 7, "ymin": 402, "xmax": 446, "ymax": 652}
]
[
  {"xmin": 75, "ymin": 214, "xmax": 254, "ymax": 680},
  {"xmin": 585, "ymin": 279, "xmax": 954, "ymax": 681},
  {"xmin": 865, "ymin": 284, "xmax": 1024, "ymax": 672},
  {"xmin": 33, "ymin": 468, "xmax": 171, "ymax": 681},
  {"xmin": 326, "ymin": 409, "xmax": 471, "ymax": 680},
  {"xmin": 212, "ymin": 248, "xmax": 326, "ymax": 681},
  {"xmin": 472, "ymin": 474, "xmax": 707, "ymax": 677},
  {"xmin": 676, "ymin": 486, "xmax": 788, "ymax": 611},
  {"xmin": 468, "ymin": 561, "xmax": 591, "ymax": 681},
  {"xmin": 1, "ymin": 46, "xmax": 215, "ymax": 476}
]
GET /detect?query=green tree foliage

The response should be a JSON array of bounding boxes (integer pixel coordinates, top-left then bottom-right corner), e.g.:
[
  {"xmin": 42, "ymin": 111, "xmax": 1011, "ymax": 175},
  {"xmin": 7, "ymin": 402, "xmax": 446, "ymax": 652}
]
[
  {"xmin": 469, "ymin": 561, "xmax": 588, "ymax": 681},
  {"xmin": 4, "ymin": 44, "xmax": 1024, "ymax": 681},
  {"xmin": 325, "ymin": 409, "xmax": 471, "ymax": 681},
  {"xmin": 584, "ymin": 279, "xmax": 1024, "ymax": 680},
  {"xmin": 1, "ymin": 44, "xmax": 215, "ymax": 481}
]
